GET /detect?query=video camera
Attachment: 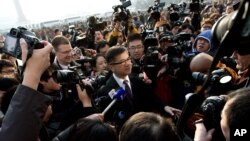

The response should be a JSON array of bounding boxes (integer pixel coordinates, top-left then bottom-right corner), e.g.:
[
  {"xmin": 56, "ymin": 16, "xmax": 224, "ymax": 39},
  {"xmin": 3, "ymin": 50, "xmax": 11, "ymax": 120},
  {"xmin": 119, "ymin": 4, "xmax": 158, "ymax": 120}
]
[
  {"xmin": 3, "ymin": 27, "xmax": 44, "ymax": 59},
  {"xmin": 52, "ymin": 66, "xmax": 85, "ymax": 85},
  {"xmin": 141, "ymin": 29, "xmax": 159, "ymax": 68},
  {"xmin": 112, "ymin": 0, "xmax": 132, "ymax": 22},
  {"xmin": 167, "ymin": 2, "xmax": 187, "ymax": 22},
  {"xmin": 52, "ymin": 66, "xmax": 93, "ymax": 100},
  {"xmin": 199, "ymin": 95, "xmax": 226, "ymax": 140},
  {"xmin": 192, "ymin": 68, "xmax": 236, "ymax": 95},
  {"xmin": 87, "ymin": 16, "xmax": 107, "ymax": 32},
  {"xmin": 75, "ymin": 16, "xmax": 107, "ymax": 49},
  {"xmin": 147, "ymin": 0, "xmax": 165, "ymax": 21},
  {"xmin": 189, "ymin": 0, "xmax": 204, "ymax": 12},
  {"xmin": 163, "ymin": 33, "xmax": 194, "ymax": 69}
]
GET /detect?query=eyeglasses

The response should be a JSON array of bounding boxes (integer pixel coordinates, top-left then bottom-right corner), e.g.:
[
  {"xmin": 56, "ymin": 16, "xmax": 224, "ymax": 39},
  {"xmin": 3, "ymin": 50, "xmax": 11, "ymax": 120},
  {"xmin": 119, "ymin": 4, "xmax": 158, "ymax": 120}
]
[
  {"xmin": 129, "ymin": 45, "xmax": 143, "ymax": 51},
  {"xmin": 110, "ymin": 57, "xmax": 131, "ymax": 65}
]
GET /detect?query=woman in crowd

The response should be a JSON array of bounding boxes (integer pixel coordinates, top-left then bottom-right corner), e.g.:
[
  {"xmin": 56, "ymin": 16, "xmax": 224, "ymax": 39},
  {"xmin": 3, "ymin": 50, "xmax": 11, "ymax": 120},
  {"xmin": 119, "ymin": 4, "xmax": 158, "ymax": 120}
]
[{"xmin": 90, "ymin": 54, "xmax": 108, "ymax": 77}]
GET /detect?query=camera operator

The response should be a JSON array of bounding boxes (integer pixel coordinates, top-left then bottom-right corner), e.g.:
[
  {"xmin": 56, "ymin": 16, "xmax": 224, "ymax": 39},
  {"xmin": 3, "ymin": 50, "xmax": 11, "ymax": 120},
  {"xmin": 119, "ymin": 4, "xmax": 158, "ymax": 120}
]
[
  {"xmin": 127, "ymin": 33, "xmax": 152, "ymax": 84},
  {"xmin": 158, "ymin": 31, "xmax": 174, "ymax": 55},
  {"xmin": 171, "ymin": 21, "xmax": 182, "ymax": 36},
  {"xmin": 194, "ymin": 87, "xmax": 250, "ymax": 141},
  {"xmin": 0, "ymin": 38, "xmax": 53, "ymax": 141},
  {"xmin": 109, "ymin": 1, "xmax": 138, "ymax": 46},
  {"xmin": 51, "ymin": 36, "xmax": 101, "ymax": 135},
  {"xmin": 52, "ymin": 36, "xmax": 78, "ymax": 70},
  {"xmin": 39, "ymin": 65, "xmax": 98, "ymax": 139},
  {"xmin": 108, "ymin": 19, "xmax": 124, "ymax": 47}
]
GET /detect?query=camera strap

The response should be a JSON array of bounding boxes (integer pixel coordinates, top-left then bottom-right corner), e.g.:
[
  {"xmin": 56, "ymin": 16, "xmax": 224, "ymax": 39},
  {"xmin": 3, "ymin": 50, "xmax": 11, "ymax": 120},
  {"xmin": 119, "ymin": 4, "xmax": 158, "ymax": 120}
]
[{"xmin": 20, "ymin": 53, "xmax": 32, "ymax": 77}]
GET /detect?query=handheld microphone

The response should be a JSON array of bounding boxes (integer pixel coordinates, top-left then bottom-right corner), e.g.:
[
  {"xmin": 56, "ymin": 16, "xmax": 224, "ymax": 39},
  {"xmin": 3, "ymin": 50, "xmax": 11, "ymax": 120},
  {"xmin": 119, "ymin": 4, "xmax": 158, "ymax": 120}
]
[{"xmin": 102, "ymin": 88, "xmax": 125, "ymax": 115}]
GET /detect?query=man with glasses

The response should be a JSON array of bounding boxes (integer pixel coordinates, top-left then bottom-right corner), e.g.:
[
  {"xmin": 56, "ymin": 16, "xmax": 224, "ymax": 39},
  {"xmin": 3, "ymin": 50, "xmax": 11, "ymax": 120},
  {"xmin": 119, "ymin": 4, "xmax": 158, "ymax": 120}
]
[
  {"xmin": 127, "ymin": 33, "xmax": 144, "ymax": 61},
  {"xmin": 96, "ymin": 46, "xmax": 181, "ymax": 130}
]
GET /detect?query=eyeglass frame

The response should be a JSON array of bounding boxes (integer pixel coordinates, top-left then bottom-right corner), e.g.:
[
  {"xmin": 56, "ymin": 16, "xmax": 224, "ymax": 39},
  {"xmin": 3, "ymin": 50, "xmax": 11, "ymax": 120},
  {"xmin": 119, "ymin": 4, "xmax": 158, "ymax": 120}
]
[
  {"xmin": 128, "ymin": 45, "xmax": 144, "ymax": 51},
  {"xmin": 109, "ymin": 57, "xmax": 131, "ymax": 65}
]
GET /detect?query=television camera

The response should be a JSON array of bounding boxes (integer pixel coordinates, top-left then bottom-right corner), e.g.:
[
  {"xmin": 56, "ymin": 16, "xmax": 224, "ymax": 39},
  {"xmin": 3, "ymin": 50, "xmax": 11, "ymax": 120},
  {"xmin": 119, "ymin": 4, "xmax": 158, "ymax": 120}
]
[
  {"xmin": 75, "ymin": 16, "xmax": 107, "ymax": 49},
  {"xmin": 147, "ymin": 0, "xmax": 165, "ymax": 22},
  {"xmin": 112, "ymin": 0, "xmax": 132, "ymax": 22}
]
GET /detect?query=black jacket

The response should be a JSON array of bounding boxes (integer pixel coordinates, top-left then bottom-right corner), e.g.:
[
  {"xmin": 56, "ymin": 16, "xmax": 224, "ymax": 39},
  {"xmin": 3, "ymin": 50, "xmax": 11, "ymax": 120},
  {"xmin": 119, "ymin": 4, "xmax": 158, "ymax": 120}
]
[{"xmin": 96, "ymin": 74, "xmax": 165, "ymax": 126}]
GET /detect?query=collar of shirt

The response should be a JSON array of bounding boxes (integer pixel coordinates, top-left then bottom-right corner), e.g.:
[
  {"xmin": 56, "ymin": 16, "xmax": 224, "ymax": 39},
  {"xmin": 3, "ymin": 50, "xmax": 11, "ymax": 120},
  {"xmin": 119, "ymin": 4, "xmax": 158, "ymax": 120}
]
[
  {"xmin": 113, "ymin": 73, "xmax": 131, "ymax": 90},
  {"xmin": 54, "ymin": 57, "xmax": 69, "ymax": 70}
]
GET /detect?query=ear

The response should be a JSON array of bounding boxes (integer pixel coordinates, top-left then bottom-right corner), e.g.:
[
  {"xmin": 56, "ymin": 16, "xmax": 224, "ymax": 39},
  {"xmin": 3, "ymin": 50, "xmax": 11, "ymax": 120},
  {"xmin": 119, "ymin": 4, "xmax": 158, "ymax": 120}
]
[{"xmin": 108, "ymin": 64, "xmax": 114, "ymax": 72}]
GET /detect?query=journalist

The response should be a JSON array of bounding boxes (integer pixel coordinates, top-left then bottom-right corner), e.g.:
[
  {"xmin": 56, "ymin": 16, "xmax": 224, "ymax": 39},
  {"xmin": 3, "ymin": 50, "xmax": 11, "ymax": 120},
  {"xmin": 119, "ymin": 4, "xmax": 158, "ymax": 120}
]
[
  {"xmin": 194, "ymin": 87, "xmax": 250, "ymax": 141},
  {"xmin": 127, "ymin": 33, "xmax": 152, "ymax": 84},
  {"xmin": 52, "ymin": 36, "xmax": 77, "ymax": 70},
  {"xmin": 0, "ymin": 38, "xmax": 53, "ymax": 141}
]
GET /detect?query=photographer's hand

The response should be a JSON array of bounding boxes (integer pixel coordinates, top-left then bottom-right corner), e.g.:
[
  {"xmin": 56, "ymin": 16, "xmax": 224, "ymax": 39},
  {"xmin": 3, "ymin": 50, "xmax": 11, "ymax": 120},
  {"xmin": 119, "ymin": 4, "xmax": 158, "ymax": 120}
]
[
  {"xmin": 164, "ymin": 105, "xmax": 182, "ymax": 118},
  {"xmin": 141, "ymin": 72, "xmax": 152, "ymax": 85},
  {"xmin": 194, "ymin": 120, "xmax": 214, "ymax": 141},
  {"xmin": 21, "ymin": 38, "xmax": 53, "ymax": 90},
  {"xmin": 76, "ymin": 84, "xmax": 92, "ymax": 107}
]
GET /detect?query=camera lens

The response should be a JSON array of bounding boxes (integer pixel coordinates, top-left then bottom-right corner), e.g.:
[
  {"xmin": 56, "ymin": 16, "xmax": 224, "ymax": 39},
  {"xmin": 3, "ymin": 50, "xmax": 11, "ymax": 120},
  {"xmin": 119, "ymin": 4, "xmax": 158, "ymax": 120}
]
[{"xmin": 11, "ymin": 30, "xmax": 18, "ymax": 37}]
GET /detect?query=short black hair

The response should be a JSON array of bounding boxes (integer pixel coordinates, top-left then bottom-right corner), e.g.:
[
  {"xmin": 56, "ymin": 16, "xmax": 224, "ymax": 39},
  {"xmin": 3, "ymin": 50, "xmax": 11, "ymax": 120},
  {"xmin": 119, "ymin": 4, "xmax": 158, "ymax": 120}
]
[
  {"xmin": 91, "ymin": 54, "xmax": 105, "ymax": 67},
  {"xmin": 38, "ymin": 65, "xmax": 56, "ymax": 91},
  {"xmin": 105, "ymin": 46, "xmax": 127, "ymax": 64},
  {"xmin": 127, "ymin": 33, "xmax": 142, "ymax": 44},
  {"xmin": 181, "ymin": 23, "xmax": 195, "ymax": 33},
  {"xmin": 96, "ymin": 40, "xmax": 109, "ymax": 53},
  {"xmin": 54, "ymin": 28, "xmax": 60, "ymax": 34},
  {"xmin": 119, "ymin": 112, "xmax": 178, "ymax": 141},
  {"xmin": 69, "ymin": 118, "xmax": 117, "ymax": 141},
  {"xmin": 226, "ymin": 88, "xmax": 250, "ymax": 136}
]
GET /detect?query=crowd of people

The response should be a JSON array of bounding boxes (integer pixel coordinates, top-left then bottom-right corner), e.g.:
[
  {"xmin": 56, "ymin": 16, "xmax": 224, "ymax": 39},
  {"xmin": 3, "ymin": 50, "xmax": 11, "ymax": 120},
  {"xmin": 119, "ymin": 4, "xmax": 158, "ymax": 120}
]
[{"xmin": 0, "ymin": 0, "xmax": 250, "ymax": 141}]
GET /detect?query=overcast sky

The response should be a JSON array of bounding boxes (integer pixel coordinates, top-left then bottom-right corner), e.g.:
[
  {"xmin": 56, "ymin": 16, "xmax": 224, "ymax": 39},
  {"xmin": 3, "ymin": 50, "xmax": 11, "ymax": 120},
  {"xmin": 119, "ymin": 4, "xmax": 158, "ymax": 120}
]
[{"xmin": 0, "ymin": 0, "xmax": 121, "ymax": 29}]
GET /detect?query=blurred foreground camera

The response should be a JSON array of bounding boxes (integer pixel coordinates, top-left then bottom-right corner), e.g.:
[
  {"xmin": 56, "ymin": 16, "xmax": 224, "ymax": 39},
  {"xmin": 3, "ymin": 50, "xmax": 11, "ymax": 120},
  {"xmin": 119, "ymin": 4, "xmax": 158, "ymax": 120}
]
[
  {"xmin": 189, "ymin": 0, "xmax": 203, "ymax": 12},
  {"xmin": 3, "ymin": 27, "xmax": 44, "ymax": 59},
  {"xmin": 192, "ymin": 68, "xmax": 236, "ymax": 95},
  {"xmin": 199, "ymin": 96, "xmax": 226, "ymax": 140},
  {"xmin": 200, "ymin": 96, "xmax": 226, "ymax": 130}
]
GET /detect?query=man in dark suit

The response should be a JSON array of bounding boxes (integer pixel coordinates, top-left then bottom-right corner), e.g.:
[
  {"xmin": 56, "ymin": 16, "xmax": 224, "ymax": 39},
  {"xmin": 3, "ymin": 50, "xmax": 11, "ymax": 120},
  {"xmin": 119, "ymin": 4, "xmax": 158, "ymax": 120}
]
[{"xmin": 96, "ymin": 46, "xmax": 181, "ymax": 128}]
